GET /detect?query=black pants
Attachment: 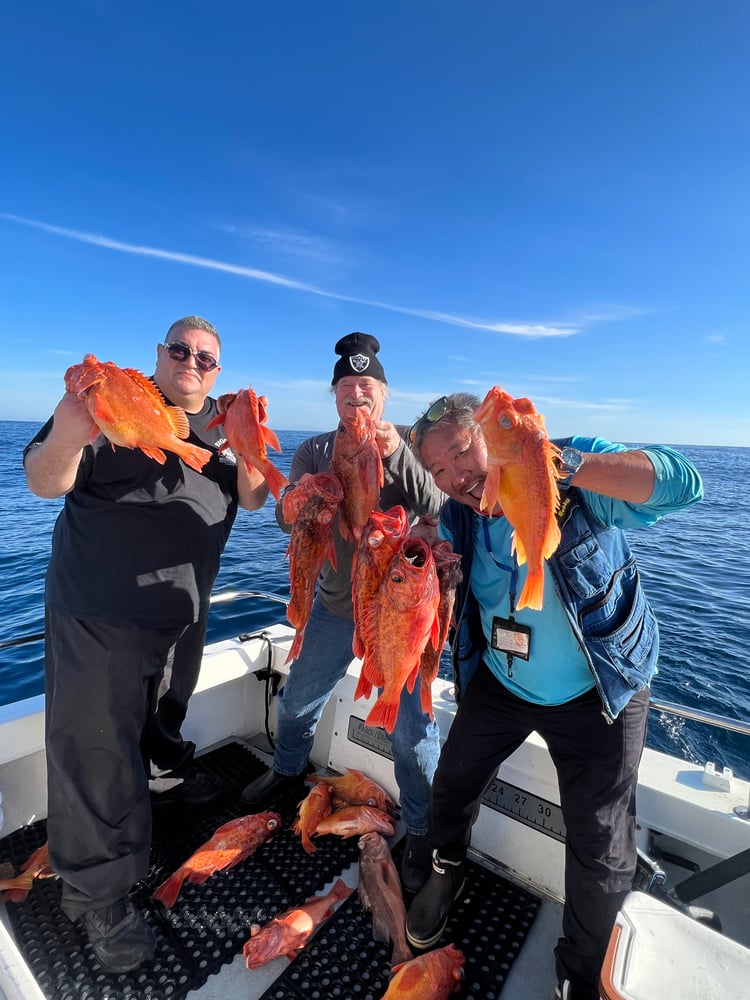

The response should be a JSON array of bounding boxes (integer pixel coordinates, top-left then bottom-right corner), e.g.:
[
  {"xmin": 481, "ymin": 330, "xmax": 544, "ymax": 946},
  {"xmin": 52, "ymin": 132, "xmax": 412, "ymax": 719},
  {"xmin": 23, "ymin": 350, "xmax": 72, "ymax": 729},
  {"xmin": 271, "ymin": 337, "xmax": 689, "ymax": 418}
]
[
  {"xmin": 430, "ymin": 664, "xmax": 649, "ymax": 998},
  {"xmin": 44, "ymin": 606, "xmax": 203, "ymax": 918}
]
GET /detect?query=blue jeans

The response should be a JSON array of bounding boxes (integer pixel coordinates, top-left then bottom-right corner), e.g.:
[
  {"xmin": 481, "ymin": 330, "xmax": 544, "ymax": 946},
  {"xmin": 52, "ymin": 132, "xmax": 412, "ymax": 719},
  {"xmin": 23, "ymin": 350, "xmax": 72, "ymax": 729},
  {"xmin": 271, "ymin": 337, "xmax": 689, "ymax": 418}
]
[{"xmin": 273, "ymin": 598, "xmax": 440, "ymax": 834}]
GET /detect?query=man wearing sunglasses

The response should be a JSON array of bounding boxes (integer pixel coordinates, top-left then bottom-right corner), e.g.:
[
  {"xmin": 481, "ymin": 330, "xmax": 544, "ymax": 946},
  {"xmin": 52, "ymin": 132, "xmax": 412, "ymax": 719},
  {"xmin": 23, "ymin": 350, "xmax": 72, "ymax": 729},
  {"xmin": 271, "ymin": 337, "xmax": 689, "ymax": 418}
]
[
  {"xmin": 23, "ymin": 316, "xmax": 269, "ymax": 973},
  {"xmin": 240, "ymin": 332, "xmax": 445, "ymax": 896},
  {"xmin": 404, "ymin": 392, "xmax": 703, "ymax": 1000}
]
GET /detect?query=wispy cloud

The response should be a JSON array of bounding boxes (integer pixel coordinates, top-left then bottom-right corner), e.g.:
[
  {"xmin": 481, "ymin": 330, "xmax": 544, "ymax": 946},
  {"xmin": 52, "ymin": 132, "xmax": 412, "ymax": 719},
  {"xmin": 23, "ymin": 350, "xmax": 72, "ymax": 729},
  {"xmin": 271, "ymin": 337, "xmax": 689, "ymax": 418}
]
[
  {"xmin": 2, "ymin": 212, "xmax": 582, "ymax": 338},
  {"xmin": 218, "ymin": 223, "xmax": 346, "ymax": 265}
]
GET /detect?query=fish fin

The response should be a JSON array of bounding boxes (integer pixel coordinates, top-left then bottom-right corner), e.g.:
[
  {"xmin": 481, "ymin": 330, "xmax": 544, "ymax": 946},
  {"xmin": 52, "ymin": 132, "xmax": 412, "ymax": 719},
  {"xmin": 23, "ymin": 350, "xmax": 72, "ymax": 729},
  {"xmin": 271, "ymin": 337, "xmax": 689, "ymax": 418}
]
[
  {"xmin": 364, "ymin": 695, "xmax": 399, "ymax": 734},
  {"xmin": 354, "ymin": 668, "xmax": 373, "ymax": 701},
  {"xmin": 175, "ymin": 442, "xmax": 213, "ymax": 473},
  {"xmin": 138, "ymin": 445, "xmax": 168, "ymax": 465},
  {"xmin": 286, "ymin": 630, "xmax": 304, "ymax": 664},
  {"xmin": 258, "ymin": 461, "xmax": 289, "ymax": 502},
  {"xmin": 152, "ymin": 872, "xmax": 185, "ymax": 909},
  {"xmin": 204, "ymin": 412, "xmax": 225, "ymax": 431},
  {"xmin": 480, "ymin": 465, "xmax": 503, "ymax": 513},
  {"xmin": 516, "ymin": 568, "xmax": 544, "ymax": 611},
  {"xmin": 542, "ymin": 519, "xmax": 562, "ymax": 560},
  {"xmin": 262, "ymin": 425, "xmax": 282, "ymax": 453},
  {"xmin": 419, "ymin": 678, "xmax": 434, "ymax": 718},
  {"xmin": 165, "ymin": 406, "xmax": 191, "ymax": 440},
  {"xmin": 391, "ymin": 942, "xmax": 415, "ymax": 967},
  {"xmin": 511, "ymin": 530, "xmax": 527, "ymax": 566}
]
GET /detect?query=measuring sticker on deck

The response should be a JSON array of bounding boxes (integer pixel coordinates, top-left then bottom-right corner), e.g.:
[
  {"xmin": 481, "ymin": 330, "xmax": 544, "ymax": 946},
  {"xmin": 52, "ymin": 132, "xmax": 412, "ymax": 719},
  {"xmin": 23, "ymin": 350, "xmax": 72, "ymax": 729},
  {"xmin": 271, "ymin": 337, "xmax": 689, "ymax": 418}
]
[{"xmin": 483, "ymin": 777, "xmax": 566, "ymax": 843}]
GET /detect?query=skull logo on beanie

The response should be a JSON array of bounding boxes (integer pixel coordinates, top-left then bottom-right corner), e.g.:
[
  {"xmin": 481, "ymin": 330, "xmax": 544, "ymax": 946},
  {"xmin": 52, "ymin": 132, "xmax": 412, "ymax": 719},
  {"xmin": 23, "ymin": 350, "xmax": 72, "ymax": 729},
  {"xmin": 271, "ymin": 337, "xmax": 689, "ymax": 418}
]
[{"xmin": 332, "ymin": 332, "xmax": 387, "ymax": 385}]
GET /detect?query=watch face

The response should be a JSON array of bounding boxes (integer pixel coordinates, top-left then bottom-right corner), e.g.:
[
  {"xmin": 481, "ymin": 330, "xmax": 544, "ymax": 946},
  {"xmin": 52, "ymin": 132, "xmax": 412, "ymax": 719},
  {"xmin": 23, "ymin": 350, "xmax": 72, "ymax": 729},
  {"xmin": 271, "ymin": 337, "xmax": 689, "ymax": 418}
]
[{"xmin": 560, "ymin": 447, "xmax": 584, "ymax": 474}]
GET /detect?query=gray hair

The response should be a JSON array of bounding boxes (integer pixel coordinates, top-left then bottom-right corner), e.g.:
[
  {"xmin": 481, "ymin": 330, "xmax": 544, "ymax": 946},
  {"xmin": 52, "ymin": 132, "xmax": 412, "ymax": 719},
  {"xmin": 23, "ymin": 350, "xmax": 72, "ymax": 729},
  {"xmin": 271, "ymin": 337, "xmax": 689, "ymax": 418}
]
[
  {"xmin": 409, "ymin": 392, "xmax": 481, "ymax": 461},
  {"xmin": 165, "ymin": 315, "xmax": 222, "ymax": 351}
]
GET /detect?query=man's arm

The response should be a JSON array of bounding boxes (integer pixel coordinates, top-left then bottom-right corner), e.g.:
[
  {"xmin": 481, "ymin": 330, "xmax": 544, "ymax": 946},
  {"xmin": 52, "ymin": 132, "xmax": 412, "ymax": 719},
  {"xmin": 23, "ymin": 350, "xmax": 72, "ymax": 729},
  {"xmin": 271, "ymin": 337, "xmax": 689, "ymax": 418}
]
[
  {"xmin": 236, "ymin": 462, "xmax": 271, "ymax": 511},
  {"xmin": 567, "ymin": 449, "xmax": 655, "ymax": 504},
  {"xmin": 24, "ymin": 394, "xmax": 95, "ymax": 498}
]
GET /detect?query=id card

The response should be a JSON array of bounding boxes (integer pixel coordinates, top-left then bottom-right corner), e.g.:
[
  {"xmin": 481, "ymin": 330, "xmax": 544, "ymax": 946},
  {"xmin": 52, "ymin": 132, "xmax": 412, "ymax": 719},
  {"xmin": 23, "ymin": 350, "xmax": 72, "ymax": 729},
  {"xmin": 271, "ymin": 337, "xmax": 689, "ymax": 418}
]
[{"xmin": 491, "ymin": 616, "xmax": 531, "ymax": 661}]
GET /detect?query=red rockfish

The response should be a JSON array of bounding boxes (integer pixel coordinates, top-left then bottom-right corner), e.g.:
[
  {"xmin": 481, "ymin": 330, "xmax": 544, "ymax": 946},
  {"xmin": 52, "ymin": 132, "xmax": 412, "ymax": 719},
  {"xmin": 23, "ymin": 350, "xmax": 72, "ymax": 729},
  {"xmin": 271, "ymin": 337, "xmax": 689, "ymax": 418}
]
[
  {"xmin": 313, "ymin": 805, "xmax": 395, "ymax": 840},
  {"xmin": 0, "ymin": 842, "xmax": 54, "ymax": 903},
  {"xmin": 307, "ymin": 768, "xmax": 397, "ymax": 814},
  {"xmin": 292, "ymin": 783, "xmax": 333, "ymax": 855},
  {"xmin": 330, "ymin": 407, "xmax": 384, "ymax": 542},
  {"xmin": 152, "ymin": 812, "xmax": 281, "ymax": 908},
  {"xmin": 352, "ymin": 506, "xmax": 410, "ymax": 662},
  {"xmin": 474, "ymin": 385, "xmax": 562, "ymax": 610},
  {"xmin": 65, "ymin": 355, "xmax": 212, "ymax": 472},
  {"xmin": 283, "ymin": 472, "xmax": 345, "ymax": 662},
  {"xmin": 207, "ymin": 388, "xmax": 289, "ymax": 500},
  {"xmin": 417, "ymin": 540, "xmax": 463, "ymax": 718},
  {"xmin": 379, "ymin": 943, "xmax": 465, "ymax": 999},
  {"xmin": 242, "ymin": 879, "xmax": 352, "ymax": 968},
  {"xmin": 358, "ymin": 832, "xmax": 413, "ymax": 967}
]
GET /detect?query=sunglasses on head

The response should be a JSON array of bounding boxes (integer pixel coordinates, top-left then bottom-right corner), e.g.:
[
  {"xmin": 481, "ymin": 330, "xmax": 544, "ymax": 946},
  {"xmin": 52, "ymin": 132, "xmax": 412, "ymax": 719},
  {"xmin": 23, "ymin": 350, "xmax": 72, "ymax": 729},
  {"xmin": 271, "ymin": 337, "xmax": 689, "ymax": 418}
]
[
  {"xmin": 162, "ymin": 340, "xmax": 219, "ymax": 372},
  {"xmin": 408, "ymin": 395, "xmax": 451, "ymax": 446}
]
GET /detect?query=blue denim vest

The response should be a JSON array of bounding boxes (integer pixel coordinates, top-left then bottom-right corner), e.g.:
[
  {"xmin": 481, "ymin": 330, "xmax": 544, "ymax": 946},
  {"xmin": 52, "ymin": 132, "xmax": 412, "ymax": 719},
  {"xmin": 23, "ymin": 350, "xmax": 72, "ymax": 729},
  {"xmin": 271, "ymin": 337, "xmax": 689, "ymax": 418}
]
[{"xmin": 444, "ymin": 465, "xmax": 659, "ymax": 720}]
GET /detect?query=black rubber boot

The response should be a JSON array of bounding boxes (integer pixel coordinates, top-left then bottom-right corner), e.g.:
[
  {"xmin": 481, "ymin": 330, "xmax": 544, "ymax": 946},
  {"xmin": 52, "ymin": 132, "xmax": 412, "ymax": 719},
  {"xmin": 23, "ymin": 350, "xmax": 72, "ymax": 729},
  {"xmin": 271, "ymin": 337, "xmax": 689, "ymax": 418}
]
[
  {"xmin": 82, "ymin": 898, "xmax": 156, "ymax": 973},
  {"xmin": 240, "ymin": 765, "xmax": 306, "ymax": 805},
  {"xmin": 406, "ymin": 851, "xmax": 465, "ymax": 949},
  {"xmin": 400, "ymin": 832, "xmax": 432, "ymax": 895}
]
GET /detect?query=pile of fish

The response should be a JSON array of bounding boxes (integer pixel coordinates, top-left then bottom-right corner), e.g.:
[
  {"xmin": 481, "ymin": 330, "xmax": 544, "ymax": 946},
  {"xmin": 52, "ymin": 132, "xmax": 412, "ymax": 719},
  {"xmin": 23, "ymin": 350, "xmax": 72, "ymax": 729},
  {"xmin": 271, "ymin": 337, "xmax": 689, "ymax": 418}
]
[
  {"xmin": 64, "ymin": 354, "xmax": 288, "ymax": 498},
  {"xmin": 474, "ymin": 385, "xmax": 562, "ymax": 611},
  {"xmin": 292, "ymin": 768, "xmax": 397, "ymax": 851}
]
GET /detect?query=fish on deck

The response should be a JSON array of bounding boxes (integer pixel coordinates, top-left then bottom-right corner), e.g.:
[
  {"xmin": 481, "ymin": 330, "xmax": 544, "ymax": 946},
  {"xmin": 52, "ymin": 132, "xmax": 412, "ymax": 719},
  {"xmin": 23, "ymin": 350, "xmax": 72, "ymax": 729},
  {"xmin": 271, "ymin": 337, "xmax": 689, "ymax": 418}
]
[
  {"xmin": 0, "ymin": 842, "xmax": 54, "ymax": 904},
  {"xmin": 65, "ymin": 354, "xmax": 213, "ymax": 472},
  {"xmin": 242, "ymin": 879, "xmax": 352, "ymax": 968},
  {"xmin": 152, "ymin": 811, "xmax": 281, "ymax": 909},
  {"xmin": 474, "ymin": 385, "xmax": 562, "ymax": 611},
  {"xmin": 307, "ymin": 768, "xmax": 397, "ymax": 814},
  {"xmin": 313, "ymin": 805, "xmax": 395, "ymax": 840},
  {"xmin": 292, "ymin": 783, "xmax": 333, "ymax": 855},
  {"xmin": 378, "ymin": 942, "xmax": 465, "ymax": 999},
  {"xmin": 358, "ymin": 832, "xmax": 413, "ymax": 967},
  {"xmin": 207, "ymin": 387, "xmax": 289, "ymax": 500}
]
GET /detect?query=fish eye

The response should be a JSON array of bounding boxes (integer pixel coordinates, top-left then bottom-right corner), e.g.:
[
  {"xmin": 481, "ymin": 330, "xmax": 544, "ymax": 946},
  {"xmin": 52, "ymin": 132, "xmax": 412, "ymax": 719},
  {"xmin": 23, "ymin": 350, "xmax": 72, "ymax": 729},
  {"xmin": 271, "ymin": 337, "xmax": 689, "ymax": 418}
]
[
  {"xmin": 390, "ymin": 572, "xmax": 405, "ymax": 584},
  {"xmin": 500, "ymin": 415, "xmax": 513, "ymax": 428}
]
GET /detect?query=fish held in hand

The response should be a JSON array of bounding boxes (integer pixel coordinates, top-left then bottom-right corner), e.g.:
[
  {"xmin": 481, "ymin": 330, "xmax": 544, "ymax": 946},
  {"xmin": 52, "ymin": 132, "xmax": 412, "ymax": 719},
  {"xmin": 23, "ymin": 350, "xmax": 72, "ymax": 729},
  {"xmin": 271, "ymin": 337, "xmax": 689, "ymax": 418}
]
[
  {"xmin": 418, "ymin": 541, "xmax": 463, "ymax": 718},
  {"xmin": 65, "ymin": 354, "xmax": 213, "ymax": 472},
  {"xmin": 358, "ymin": 832, "xmax": 413, "ymax": 967},
  {"xmin": 313, "ymin": 805, "xmax": 395, "ymax": 840},
  {"xmin": 352, "ymin": 506, "xmax": 410, "ymax": 661},
  {"xmin": 379, "ymin": 943, "xmax": 465, "ymax": 999},
  {"xmin": 152, "ymin": 811, "xmax": 281, "ymax": 908},
  {"xmin": 330, "ymin": 407, "xmax": 384, "ymax": 541},
  {"xmin": 356, "ymin": 538, "xmax": 441, "ymax": 733},
  {"xmin": 474, "ymin": 385, "xmax": 561, "ymax": 611},
  {"xmin": 307, "ymin": 768, "xmax": 397, "ymax": 814},
  {"xmin": 283, "ymin": 472, "xmax": 345, "ymax": 663},
  {"xmin": 293, "ymin": 783, "xmax": 333, "ymax": 854},
  {"xmin": 0, "ymin": 842, "xmax": 54, "ymax": 903},
  {"xmin": 207, "ymin": 388, "xmax": 289, "ymax": 500},
  {"xmin": 243, "ymin": 879, "xmax": 352, "ymax": 968}
]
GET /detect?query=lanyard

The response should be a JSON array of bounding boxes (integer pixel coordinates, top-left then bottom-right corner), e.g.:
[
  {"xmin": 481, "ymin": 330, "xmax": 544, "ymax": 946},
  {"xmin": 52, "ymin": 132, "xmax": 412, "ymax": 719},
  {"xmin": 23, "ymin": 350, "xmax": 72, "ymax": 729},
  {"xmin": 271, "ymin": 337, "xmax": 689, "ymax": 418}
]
[{"xmin": 481, "ymin": 516, "xmax": 521, "ymax": 676}]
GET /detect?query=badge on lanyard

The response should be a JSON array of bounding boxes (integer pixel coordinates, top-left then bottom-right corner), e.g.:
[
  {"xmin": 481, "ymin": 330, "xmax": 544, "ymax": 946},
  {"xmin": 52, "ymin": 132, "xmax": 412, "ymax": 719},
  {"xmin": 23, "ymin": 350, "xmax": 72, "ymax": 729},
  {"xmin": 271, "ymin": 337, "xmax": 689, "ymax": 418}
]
[{"xmin": 491, "ymin": 615, "xmax": 532, "ymax": 661}]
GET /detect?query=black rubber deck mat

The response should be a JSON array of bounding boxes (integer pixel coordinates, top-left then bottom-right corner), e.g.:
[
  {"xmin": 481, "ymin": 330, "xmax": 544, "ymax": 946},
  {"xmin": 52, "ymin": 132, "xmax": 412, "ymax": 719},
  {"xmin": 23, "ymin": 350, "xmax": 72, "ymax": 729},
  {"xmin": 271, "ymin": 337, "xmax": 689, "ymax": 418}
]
[
  {"xmin": 1, "ymin": 741, "xmax": 363, "ymax": 999},
  {"xmin": 257, "ymin": 851, "xmax": 541, "ymax": 1000}
]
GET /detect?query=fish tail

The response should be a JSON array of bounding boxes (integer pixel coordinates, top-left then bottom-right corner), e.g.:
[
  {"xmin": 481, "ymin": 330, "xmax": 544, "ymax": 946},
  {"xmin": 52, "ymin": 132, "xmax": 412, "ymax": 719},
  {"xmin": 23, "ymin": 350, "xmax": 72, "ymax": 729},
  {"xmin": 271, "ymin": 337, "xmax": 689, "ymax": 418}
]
[
  {"xmin": 330, "ymin": 879, "xmax": 353, "ymax": 902},
  {"xmin": 260, "ymin": 461, "xmax": 289, "ymax": 502},
  {"xmin": 152, "ymin": 871, "xmax": 186, "ymax": 909},
  {"xmin": 516, "ymin": 567, "xmax": 544, "ymax": 611},
  {"xmin": 364, "ymin": 695, "xmax": 399, "ymax": 734},
  {"xmin": 391, "ymin": 941, "xmax": 415, "ymax": 967},
  {"xmin": 301, "ymin": 834, "xmax": 317, "ymax": 854}
]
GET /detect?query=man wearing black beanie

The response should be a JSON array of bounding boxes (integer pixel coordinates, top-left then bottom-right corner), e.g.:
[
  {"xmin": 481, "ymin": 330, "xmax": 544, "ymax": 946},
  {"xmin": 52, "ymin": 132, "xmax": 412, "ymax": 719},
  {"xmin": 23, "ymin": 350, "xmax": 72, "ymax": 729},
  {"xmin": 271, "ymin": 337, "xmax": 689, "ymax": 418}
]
[{"xmin": 241, "ymin": 331, "xmax": 445, "ymax": 894}]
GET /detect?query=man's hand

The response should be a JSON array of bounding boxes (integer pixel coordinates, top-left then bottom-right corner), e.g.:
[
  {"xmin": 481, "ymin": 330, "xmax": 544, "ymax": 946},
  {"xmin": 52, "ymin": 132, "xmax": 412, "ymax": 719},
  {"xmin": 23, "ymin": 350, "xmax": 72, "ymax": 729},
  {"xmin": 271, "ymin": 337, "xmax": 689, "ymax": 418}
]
[{"xmin": 373, "ymin": 420, "xmax": 402, "ymax": 459}]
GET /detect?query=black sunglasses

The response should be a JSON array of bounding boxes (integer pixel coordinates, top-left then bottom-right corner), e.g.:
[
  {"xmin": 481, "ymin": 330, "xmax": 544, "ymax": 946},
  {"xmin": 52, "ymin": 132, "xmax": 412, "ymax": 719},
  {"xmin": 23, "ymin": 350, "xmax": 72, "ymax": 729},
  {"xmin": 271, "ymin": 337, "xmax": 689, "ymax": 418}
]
[
  {"xmin": 408, "ymin": 395, "xmax": 451, "ymax": 446},
  {"xmin": 162, "ymin": 340, "xmax": 219, "ymax": 372}
]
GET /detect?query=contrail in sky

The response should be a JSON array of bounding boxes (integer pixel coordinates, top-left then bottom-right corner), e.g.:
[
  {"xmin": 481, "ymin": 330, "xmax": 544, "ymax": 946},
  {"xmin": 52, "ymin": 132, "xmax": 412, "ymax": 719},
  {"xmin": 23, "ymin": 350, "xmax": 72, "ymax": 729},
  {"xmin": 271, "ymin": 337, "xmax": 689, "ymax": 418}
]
[{"xmin": 1, "ymin": 212, "xmax": 580, "ymax": 338}]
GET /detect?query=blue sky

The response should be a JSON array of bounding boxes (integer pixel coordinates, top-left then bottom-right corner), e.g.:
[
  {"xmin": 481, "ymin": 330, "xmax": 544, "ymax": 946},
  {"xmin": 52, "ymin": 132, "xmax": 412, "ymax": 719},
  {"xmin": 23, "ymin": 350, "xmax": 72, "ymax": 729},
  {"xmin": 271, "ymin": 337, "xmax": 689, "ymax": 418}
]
[{"xmin": 2, "ymin": 2, "xmax": 748, "ymax": 446}]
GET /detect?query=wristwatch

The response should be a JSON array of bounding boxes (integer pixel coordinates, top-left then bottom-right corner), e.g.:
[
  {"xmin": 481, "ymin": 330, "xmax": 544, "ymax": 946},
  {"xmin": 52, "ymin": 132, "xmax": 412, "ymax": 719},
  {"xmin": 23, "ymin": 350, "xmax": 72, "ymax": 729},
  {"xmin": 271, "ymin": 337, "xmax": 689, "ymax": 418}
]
[{"xmin": 558, "ymin": 446, "xmax": 585, "ymax": 487}]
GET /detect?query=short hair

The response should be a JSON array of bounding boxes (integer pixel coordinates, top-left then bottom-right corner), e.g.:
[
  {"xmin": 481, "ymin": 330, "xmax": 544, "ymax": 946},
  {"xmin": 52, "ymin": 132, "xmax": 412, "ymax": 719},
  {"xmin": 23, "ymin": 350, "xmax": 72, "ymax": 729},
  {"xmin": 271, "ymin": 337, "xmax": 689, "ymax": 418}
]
[
  {"xmin": 165, "ymin": 315, "xmax": 222, "ymax": 351},
  {"xmin": 409, "ymin": 392, "xmax": 481, "ymax": 462}
]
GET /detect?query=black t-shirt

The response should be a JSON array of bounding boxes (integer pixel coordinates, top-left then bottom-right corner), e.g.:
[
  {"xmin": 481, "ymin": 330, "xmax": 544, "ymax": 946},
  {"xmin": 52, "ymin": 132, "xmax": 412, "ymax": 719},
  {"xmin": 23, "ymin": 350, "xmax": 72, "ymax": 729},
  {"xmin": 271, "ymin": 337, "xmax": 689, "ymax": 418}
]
[{"xmin": 25, "ymin": 397, "xmax": 239, "ymax": 627}]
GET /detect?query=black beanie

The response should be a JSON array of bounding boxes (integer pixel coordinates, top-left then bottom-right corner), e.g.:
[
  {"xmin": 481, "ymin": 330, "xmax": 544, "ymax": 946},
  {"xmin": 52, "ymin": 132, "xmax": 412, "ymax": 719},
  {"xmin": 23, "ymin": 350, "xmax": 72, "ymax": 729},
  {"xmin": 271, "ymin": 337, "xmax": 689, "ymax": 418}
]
[{"xmin": 331, "ymin": 332, "xmax": 387, "ymax": 385}]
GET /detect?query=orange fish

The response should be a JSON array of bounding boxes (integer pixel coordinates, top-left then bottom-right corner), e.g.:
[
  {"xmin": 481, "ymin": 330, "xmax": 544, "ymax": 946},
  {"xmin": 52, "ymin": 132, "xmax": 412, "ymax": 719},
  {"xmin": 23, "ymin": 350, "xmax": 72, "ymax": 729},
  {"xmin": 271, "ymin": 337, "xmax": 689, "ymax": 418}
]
[
  {"xmin": 307, "ymin": 768, "xmax": 397, "ymax": 814},
  {"xmin": 283, "ymin": 472, "xmax": 345, "ymax": 662},
  {"xmin": 0, "ymin": 842, "xmax": 54, "ymax": 903},
  {"xmin": 417, "ymin": 541, "xmax": 463, "ymax": 718},
  {"xmin": 358, "ymin": 832, "xmax": 413, "ymax": 967},
  {"xmin": 152, "ymin": 811, "xmax": 281, "ymax": 908},
  {"xmin": 330, "ymin": 407, "xmax": 384, "ymax": 542},
  {"xmin": 379, "ymin": 943, "xmax": 465, "ymax": 999},
  {"xmin": 351, "ymin": 506, "xmax": 410, "ymax": 661},
  {"xmin": 207, "ymin": 388, "xmax": 289, "ymax": 500},
  {"xmin": 313, "ymin": 805, "xmax": 395, "ymax": 840},
  {"xmin": 355, "ymin": 538, "xmax": 441, "ymax": 733},
  {"xmin": 474, "ymin": 386, "xmax": 562, "ymax": 611},
  {"xmin": 242, "ymin": 879, "xmax": 352, "ymax": 968},
  {"xmin": 292, "ymin": 783, "xmax": 333, "ymax": 855},
  {"xmin": 65, "ymin": 354, "xmax": 213, "ymax": 472}
]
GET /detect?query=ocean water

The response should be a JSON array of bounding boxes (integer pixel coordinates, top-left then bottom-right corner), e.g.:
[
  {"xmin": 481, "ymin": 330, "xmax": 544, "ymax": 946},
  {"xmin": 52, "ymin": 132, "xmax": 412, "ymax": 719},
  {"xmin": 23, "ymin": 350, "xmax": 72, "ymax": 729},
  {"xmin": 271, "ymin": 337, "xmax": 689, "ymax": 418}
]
[{"xmin": 2, "ymin": 421, "xmax": 749, "ymax": 780}]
